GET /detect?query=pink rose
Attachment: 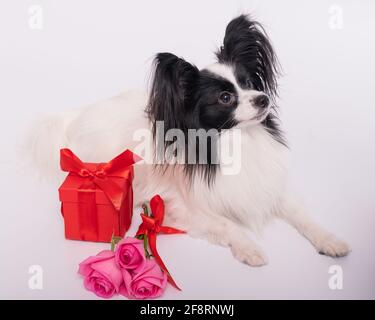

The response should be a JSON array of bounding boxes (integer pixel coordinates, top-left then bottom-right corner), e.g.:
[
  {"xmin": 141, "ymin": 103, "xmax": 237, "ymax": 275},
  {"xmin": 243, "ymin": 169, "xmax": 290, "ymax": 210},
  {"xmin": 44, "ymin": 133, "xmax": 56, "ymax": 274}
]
[
  {"xmin": 115, "ymin": 237, "xmax": 146, "ymax": 272},
  {"xmin": 122, "ymin": 260, "xmax": 167, "ymax": 299},
  {"xmin": 78, "ymin": 250, "xmax": 124, "ymax": 299}
]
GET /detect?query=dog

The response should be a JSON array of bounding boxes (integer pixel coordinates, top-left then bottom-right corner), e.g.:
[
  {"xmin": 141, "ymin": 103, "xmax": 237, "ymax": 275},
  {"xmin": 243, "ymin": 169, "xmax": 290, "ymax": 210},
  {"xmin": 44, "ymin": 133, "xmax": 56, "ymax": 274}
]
[{"xmin": 29, "ymin": 14, "xmax": 350, "ymax": 266}]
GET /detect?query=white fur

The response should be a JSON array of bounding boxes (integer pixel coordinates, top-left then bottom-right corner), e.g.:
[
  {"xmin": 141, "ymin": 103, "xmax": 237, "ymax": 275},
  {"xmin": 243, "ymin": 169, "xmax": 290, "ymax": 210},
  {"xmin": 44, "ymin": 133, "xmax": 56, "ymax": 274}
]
[{"xmin": 28, "ymin": 88, "xmax": 350, "ymax": 267}]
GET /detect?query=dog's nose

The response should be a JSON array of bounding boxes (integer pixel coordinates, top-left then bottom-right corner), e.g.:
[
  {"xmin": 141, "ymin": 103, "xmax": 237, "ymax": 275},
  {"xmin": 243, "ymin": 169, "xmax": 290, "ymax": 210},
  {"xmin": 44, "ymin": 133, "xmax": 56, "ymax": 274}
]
[{"xmin": 253, "ymin": 94, "xmax": 269, "ymax": 109}]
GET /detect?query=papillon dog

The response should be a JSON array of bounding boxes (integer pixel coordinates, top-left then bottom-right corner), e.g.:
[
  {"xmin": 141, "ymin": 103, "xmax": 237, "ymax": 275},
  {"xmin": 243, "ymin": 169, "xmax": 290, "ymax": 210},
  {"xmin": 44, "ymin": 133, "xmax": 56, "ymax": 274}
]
[{"xmin": 29, "ymin": 15, "xmax": 350, "ymax": 266}]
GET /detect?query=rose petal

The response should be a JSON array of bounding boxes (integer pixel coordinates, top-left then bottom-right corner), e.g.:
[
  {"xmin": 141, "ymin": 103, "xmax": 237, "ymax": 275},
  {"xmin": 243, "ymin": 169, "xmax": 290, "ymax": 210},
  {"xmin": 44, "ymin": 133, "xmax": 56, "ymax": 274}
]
[
  {"xmin": 90, "ymin": 258, "xmax": 123, "ymax": 292},
  {"xmin": 120, "ymin": 268, "xmax": 134, "ymax": 299},
  {"xmin": 84, "ymin": 270, "xmax": 116, "ymax": 299},
  {"xmin": 126, "ymin": 260, "xmax": 167, "ymax": 299},
  {"xmin": 115, "ymin": 237, "xmax": 146, "ymax": 271},
  {"xmin": 78, "ymin": 250, "xmax": 114, "ymax": 276}
]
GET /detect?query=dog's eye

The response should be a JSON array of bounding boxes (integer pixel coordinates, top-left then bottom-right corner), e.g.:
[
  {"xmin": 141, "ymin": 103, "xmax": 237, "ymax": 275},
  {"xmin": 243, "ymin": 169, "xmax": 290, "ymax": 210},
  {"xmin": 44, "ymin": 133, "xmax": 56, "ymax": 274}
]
[{"xmin": 218, "ymin": 92, "xmax": 234, "ymax": 105}]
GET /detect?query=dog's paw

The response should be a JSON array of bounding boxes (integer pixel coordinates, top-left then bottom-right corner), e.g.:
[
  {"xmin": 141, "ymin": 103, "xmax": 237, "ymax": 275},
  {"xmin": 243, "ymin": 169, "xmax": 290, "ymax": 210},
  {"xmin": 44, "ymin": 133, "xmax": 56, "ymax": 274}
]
[
  {"xmin": 315, "ymin": 234, "xmax": 351, "ymax": 257},
  {"xmin": 231, "ymin": 245, "xmax": 268, "ymax": 267}
]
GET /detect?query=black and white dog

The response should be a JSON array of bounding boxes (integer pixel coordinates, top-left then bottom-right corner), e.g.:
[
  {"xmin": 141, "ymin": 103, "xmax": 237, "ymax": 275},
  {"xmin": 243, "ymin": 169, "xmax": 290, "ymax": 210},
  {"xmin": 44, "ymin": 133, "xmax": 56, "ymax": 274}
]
[{"xmin": 30, "ymin": 15, "xmax": 350, "ymax": 266}]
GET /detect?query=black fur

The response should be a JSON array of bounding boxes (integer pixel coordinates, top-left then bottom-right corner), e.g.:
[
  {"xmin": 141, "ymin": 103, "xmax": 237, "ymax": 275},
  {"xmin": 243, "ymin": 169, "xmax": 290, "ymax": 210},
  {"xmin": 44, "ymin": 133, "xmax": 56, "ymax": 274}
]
[
  {"xmin": 147, "ymin": 52, "xmax": 199, "ymax": 141},
  {"xmin": 197, "ymin": 70, "xmax": 239, "ymax": 130},
  {"xmin": 146, "ymin": 53, "xmax": 223, "ymax": 183},
  {"xmin": 216, "ymin": 14, "xmax": 279, "ymax": 99}
]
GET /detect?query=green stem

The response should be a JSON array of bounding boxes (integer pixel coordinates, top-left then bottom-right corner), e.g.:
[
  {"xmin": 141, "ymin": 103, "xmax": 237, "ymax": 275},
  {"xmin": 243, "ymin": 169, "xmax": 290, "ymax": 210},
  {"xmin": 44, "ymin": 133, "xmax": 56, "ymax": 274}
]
[
  {"xmin": 135, "ymin": 234, "xmax": 144, "ymax": 240},
  {"xmin": 142, "ymin": 203, "xmax": 149, "ymax": 216},
  {"xmin": 143, "ymin": 234, "xmax": 152, "ymax": 259},
  {"xmin": 110, "ymin": 235, "xmax": 123, "ymax": 251}
]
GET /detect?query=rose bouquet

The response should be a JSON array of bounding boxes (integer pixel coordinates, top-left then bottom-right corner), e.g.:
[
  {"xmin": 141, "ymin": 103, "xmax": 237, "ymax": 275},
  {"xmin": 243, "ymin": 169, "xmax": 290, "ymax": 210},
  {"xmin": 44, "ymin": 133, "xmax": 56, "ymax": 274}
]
[{"xmin": 78, "ymin": 195, "xmax": 185, "ymax": 299}]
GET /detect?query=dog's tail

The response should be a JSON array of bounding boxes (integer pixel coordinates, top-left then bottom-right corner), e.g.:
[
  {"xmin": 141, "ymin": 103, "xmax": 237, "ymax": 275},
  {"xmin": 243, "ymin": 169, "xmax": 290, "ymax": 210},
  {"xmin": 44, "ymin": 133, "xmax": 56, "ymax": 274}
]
[{"xmin": 22, "ymin": 110, "xmax": 78, "ymax": 180}]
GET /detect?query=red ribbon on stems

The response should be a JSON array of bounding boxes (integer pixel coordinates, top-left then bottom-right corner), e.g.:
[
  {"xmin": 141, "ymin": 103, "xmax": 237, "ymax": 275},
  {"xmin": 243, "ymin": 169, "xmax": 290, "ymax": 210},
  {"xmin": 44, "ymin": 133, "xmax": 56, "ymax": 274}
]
[{"xmin": 136, "ymin": 195, "xmax": 186, "ymax": 290}]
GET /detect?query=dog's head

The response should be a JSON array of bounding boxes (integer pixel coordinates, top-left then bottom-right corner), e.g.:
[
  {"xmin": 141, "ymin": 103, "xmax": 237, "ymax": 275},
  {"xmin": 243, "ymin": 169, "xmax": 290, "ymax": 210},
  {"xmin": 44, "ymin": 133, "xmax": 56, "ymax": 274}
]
[
  {"xmin": 147, "ymin": 15, "xmax": 281, "ymax": 135},
  {"xmin": 146, "ymin": 15, "xmax": 284, "ymax": 181}
]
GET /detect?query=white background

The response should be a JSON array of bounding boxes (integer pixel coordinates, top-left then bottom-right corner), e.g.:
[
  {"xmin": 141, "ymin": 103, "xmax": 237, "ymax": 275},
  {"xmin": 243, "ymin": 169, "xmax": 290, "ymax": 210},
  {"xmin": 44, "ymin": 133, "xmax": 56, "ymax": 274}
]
[{"xmin": 0, "ymin": 0, "xmax": 374, "ymax": 299}]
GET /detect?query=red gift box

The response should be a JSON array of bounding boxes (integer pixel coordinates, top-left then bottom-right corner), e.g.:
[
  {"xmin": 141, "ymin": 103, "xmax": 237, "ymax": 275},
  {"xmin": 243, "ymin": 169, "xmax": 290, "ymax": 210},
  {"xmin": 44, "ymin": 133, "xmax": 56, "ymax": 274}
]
[{"xmin": 58, "ymin": 148, "xmax": 141, "ymax": 242}]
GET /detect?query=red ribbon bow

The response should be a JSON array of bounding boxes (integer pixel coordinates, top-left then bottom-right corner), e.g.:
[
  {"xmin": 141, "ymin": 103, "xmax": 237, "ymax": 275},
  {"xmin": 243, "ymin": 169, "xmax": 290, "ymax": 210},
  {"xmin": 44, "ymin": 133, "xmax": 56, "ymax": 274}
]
[
  {"xmin": 136, "ymin": 195, "xmax": 186, "ymax": 290},
  {"xmin": 60, "ymin": 148, "xmax": 141, "ymax": 211}
]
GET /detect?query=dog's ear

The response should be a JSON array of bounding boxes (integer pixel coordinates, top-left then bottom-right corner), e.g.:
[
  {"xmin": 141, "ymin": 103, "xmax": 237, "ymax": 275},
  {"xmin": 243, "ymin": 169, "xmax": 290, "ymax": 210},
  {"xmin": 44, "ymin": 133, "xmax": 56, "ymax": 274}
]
[
  {"xmin": 147, "ymin": 52, "xmax": 199, "ymax": 136},
  {"xmin": 216, "ymin": 15, "xmax": 280, "ymax": 99}
]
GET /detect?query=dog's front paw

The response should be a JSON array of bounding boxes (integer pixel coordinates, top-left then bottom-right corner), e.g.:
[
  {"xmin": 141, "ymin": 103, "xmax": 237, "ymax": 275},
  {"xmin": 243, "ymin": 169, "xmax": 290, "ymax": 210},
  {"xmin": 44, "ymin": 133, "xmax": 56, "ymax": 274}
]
[
  {"xmin": 315, "ymin": 234, "xmax": 351, "ymax": 257},
  {"xmin": 231, "ymin": 245, "xmax": 268, "ymax": 267}
]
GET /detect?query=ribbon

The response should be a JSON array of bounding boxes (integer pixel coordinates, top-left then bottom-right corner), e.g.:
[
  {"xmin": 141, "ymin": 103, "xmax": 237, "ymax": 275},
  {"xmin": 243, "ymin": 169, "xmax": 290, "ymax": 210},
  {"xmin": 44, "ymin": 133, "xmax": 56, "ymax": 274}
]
[
  {"xmin": 76, "ymin": 180, "xmax": 100, "ymax": 240},
  {"xmin": 60, "ymin": 148, "xmax": 141, "ymax": 240},
  {"xmin": 136, "ymin": 195, "xmax": 186, "ymax": 290}
]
